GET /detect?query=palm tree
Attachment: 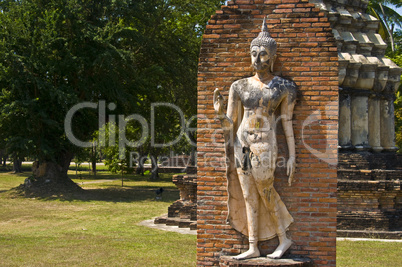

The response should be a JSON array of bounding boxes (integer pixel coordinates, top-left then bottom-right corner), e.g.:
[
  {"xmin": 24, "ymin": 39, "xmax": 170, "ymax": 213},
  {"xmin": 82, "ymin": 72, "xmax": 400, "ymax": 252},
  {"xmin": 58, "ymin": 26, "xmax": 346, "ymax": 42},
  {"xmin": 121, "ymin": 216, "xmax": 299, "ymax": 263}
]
[{"xmin": 368, "ymin": 0, "xmax": 402, "ymax": 52}]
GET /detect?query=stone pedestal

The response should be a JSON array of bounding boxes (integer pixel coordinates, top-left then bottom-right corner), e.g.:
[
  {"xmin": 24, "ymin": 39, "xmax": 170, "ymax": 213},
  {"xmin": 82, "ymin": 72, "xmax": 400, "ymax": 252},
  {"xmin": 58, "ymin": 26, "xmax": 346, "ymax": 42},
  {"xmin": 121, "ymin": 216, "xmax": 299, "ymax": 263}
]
[
  {"xmin": 167, "ymin": 173, "xmax": 197, "ymax": 222},
  {"xmin": 219, "ymin": 256, "xmax": 313, "ymax": 267},
  {"xmin": 154, "ymin": 168, "xmax": 197, "ymax": 230}
]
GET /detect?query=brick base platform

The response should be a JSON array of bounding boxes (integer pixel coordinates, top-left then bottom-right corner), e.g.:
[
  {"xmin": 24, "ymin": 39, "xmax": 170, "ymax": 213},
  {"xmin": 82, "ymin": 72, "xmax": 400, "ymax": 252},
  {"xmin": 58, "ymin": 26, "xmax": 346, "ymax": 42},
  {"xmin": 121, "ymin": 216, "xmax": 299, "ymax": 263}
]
[
  {"xmin": 337, "ymin": 229, "xmax": 402, "ymax": 239},
  {"xmin": 338, "ymin": 152, "xmax": 402, "ymax": 170},
  {"xmin": 219, "ymin": 256, "xmax": 313, "ymax": 267},
  {"xmin": 337, "ymin": 151, "xmax": 402, "ymax": 234},
  {"xmin": 154, "ymin": 214, "xmax": 197, "ymax": 230}
]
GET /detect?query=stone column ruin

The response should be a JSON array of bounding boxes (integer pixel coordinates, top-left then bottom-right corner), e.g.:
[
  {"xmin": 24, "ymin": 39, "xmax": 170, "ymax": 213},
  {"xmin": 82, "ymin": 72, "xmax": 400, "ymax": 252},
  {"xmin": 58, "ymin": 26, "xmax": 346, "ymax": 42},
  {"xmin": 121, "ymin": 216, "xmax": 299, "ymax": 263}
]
[
  {"xmin": 310, "ymin": 0, "xmax": 402, "ymax": 238},
  {"xmin": 314, "ymin": 0, "xmax": 402, "ymax": 151}
]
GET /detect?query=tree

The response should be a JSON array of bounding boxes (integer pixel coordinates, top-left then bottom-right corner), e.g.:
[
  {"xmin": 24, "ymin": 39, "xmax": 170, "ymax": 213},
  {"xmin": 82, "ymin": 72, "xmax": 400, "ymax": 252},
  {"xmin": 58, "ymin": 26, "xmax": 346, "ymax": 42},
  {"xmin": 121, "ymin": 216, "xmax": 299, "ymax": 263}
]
[
  {"xmin": 81, "ymin": 0, "xmax": 222, "ymax": 181},
  {"xmin": 0, "ymin": 0, "xmax": 146, "ymax": 189},
  {"xmin": 0, "ymin": 0, "xmax": 223, "ymax": 191},
  {"xmin": 117, "ymin": 0, "xmax": 223, "ymax": 179},
  {"xmin": 368, "ymin": 0, "xmax": 402, "ymax": 52}
]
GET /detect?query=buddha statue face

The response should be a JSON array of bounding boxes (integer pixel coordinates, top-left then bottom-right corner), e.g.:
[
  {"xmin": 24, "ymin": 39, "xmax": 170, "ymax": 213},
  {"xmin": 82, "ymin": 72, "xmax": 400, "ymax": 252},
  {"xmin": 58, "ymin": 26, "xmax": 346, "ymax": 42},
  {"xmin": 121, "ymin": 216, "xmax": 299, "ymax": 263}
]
[
  {"xmin": 250, "ymin": 18, "xmax": 277, "ymax": 73},
  {"xmin": 251, "ymin": 45, "xmax": 275, "ymax": 72}
]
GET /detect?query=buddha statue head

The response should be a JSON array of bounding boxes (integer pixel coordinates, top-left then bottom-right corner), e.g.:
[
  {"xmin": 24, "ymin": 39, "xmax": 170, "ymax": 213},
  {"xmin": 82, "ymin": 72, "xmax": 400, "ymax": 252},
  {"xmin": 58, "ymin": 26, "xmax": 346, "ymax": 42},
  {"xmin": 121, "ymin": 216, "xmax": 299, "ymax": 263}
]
[{"xmin": 250, "ymin": 18, "xmax": 277, "ymax": 73}]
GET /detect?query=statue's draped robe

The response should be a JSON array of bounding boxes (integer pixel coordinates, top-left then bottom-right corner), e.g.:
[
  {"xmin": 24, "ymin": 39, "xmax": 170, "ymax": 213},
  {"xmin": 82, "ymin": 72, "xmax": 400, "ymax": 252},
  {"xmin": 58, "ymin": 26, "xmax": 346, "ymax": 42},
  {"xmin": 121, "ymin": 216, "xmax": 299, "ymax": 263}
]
[{"xmin": 224, "ymin": 76, "xmax": 296, "ymax": 240}]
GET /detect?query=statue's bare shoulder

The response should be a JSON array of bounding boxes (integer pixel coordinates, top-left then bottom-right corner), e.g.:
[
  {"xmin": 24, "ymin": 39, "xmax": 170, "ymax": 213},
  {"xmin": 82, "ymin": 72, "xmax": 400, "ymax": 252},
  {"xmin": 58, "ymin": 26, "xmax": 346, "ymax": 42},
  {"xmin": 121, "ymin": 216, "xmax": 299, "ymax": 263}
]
[
  {"xmin": 229, "ymin": 76, "xmax": 297, "ymax": 111},
  {"xmin": 230, "ymin": 78, "xmax": 253, "ymax": 93},
  {"xmin": 268, "ymin": 76, "xmax": 297, "ymax": 103}
]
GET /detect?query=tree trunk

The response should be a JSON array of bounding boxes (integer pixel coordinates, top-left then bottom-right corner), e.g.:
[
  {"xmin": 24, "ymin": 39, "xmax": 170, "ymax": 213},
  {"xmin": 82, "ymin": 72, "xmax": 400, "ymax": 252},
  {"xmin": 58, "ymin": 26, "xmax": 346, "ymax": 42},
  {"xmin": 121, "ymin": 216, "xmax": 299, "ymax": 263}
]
[
  {"xmin": 136, "ymin": 162, "xmax": 145, "ymax": 175},
  {"xmin": 91, "ymin": 145, "xmax": 97, "ymax": 176},
  {"xmin": 150, "ymin": 155, "xmax": 159, "ymax": 180},
  {"xmin": 0, "ymin": 149, "xmax": 6, "ymax": 166},
  {"xmin": 136, "ymin": 152, "xmax": 146, "ymax": 176},
  {"xmin": 189, "ymin": 147, "xmax": 196, "ymax": 166},
  {"xmin": 91, "ymin": 160, "xmax": 97, "ymax": 176},
  {"xmin": 187, "ymin": 131, "xmax": 197, "ymax": 167},
  {"xmin": 27, "ymin": 151, "xmax": 81, "ymax": 193},
  {"xmin": 13, "ymin": 158, "xmax": 22, "ymax": 173}
]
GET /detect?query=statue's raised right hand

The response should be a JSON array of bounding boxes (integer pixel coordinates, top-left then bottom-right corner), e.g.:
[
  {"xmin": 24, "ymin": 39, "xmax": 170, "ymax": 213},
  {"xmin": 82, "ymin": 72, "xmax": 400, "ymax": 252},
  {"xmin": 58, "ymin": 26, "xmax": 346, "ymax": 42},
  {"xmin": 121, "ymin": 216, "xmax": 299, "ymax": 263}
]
[{"xmin": 213, "ymin": 88, "xmax": 225, "ymax": 115}]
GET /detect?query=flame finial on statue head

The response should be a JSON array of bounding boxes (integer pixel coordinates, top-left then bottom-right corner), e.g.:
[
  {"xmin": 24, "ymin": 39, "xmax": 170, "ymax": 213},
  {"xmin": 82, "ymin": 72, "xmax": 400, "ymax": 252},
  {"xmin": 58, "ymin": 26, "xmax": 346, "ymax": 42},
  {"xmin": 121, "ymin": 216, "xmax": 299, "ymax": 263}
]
[
  {"xmin": 250, "ymin": 18, "xmax": 277, "ymax": 56},
  {"xmin": 261, "ymin": 17, "xmax": 269, "ymax": 33}
]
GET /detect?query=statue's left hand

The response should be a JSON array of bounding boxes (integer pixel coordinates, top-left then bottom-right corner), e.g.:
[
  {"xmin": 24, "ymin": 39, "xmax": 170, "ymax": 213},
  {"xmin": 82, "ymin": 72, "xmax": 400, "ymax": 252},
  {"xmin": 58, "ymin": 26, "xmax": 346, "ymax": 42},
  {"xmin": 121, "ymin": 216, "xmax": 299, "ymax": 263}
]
[{"xmin": 287, "ymin": 156, "xmax": 296, "ymax": 186}]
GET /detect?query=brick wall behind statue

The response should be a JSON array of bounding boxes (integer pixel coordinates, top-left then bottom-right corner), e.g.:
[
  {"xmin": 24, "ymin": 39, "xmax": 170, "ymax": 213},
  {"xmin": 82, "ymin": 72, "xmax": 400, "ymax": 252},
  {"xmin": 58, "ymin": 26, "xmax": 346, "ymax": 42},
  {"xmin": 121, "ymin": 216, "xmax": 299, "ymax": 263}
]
[{"xmin": 197, "ymin": 0, "xmax": 338, "ymax": 266}]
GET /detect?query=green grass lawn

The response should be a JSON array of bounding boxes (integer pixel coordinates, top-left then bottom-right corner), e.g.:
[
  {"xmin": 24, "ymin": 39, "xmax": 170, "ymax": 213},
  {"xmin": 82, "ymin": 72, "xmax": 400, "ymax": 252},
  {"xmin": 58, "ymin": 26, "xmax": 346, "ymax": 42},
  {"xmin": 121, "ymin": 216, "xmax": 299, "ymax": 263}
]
[
  {"xmin": 0, "ymin": 170, "xmax": 401, "ymax": 266},
  {"xmin": 337, "ymin": 240, "xmax": 402, "ymax": 266},
  {"xmin": 0, "ymin": 171, "xmax": 195, "ymax": 266}
]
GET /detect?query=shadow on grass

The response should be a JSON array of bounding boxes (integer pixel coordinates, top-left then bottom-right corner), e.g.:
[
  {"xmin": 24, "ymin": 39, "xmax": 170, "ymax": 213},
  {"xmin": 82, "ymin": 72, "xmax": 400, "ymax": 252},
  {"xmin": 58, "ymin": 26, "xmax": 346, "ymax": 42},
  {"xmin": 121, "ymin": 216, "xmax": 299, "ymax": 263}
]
[
  {"xmin": 6, "ymin": 185, "xmax": 180, "ymax": 203},
  {"xmin": 61, "ymin": 186, "xmax": 180, "ymax": 203},
  {"xmin": 69, "ymin": 172, "xmax": 182, "ymax": 182},
  {"xmin": 2, "ymin": 171, "xmax": 182, "ymax": 203},
  {"xmin": 7, "ymin": 178, "xmax": 180, "ymax": 203}
]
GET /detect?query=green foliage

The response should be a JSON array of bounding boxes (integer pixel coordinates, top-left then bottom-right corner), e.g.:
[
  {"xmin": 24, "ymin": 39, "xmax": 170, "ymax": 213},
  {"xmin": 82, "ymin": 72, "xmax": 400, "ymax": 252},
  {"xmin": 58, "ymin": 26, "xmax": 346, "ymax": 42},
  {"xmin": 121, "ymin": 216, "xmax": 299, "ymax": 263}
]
[
  {"xmin": 0, "ymin": 0, "xmax": 137, "ymax": 164},
  {"xmin": 0, "ymin": 0, "xmax": 224, "ymax": 171},
  {"xmin": 81, "ymin": 0, "xmax": 222, "ymax": 170},
  {"xmin": 368, "ymin": 0, "xmax": 402, "ymax": 52},
  {"xmin": 103, "ymin": 146, "xmax": 129, "ymax": 174},
  {"xmin": 95, "ymin": 121, "xmax": 138, "ymax": 174}
]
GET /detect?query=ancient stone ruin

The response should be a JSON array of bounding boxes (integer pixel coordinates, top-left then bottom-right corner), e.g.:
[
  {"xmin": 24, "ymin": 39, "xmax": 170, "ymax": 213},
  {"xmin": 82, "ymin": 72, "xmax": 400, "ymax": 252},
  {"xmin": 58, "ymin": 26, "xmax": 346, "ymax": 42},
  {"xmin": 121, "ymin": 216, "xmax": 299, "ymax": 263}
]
[
  {"xmin": 308, "ymin": 0, "xmax": 402, "ymax": 238},
  {"xmin": 154, "ymin": 166, "xmax": 197, "ymax": 230}
]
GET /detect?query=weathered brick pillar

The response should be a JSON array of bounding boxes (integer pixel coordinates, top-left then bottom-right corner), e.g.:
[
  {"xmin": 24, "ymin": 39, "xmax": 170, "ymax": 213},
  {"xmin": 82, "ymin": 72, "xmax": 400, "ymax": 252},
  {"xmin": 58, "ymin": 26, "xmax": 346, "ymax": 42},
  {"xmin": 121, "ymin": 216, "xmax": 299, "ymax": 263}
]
[{"xmin": 197, "ymin": 1, "xmax": 338, "ymax": 266}]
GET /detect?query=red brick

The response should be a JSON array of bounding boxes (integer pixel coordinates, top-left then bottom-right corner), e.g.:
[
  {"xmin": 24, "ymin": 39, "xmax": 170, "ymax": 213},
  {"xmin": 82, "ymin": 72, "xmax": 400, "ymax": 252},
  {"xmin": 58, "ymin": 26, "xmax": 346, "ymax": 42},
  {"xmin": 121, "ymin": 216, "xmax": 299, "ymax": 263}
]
[{"xmin": 197, "ymin": 2, "xmax": 337, "ymax": 267}]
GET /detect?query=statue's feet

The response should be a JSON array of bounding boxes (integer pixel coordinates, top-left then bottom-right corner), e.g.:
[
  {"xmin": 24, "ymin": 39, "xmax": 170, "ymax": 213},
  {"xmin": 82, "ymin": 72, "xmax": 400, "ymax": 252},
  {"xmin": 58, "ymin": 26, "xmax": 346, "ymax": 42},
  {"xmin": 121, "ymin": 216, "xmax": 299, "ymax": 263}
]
[
  {"xmin": 233, "ymin": 248, "xmax": 260, "ymax": 260},
  {"xmin": 267, "ymin": 238, "xmax": 292, "ymax": 259}
]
